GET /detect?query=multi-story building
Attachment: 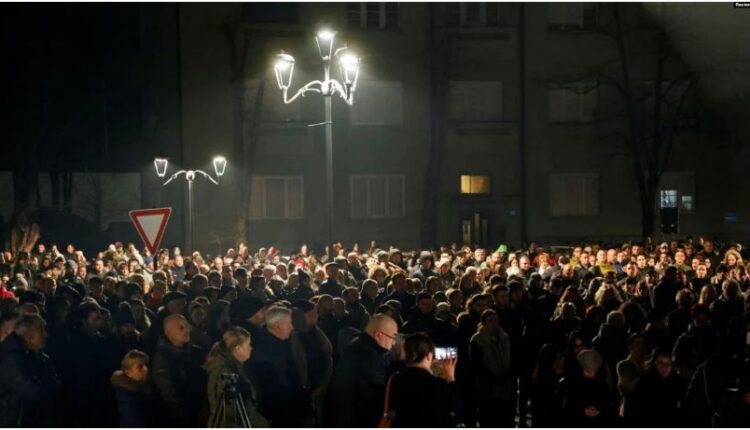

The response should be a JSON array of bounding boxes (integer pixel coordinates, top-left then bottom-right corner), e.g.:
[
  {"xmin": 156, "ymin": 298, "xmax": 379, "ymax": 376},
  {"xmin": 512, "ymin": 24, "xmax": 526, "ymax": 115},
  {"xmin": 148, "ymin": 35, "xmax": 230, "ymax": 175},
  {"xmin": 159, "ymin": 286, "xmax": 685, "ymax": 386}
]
[{"xmin": 2, "ymin": 3, "xmax": 748, "ymax": 253}]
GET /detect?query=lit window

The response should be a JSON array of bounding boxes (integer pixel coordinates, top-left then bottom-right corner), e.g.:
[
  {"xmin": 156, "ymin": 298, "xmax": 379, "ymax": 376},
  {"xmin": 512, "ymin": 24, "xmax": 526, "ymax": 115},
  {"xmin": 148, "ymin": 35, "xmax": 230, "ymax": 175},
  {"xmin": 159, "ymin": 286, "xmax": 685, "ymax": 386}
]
[
  {"xmin": 660, "ymin": 190, "xmax": 678, "ymax": 209},
  {"xmin": 681, "ymin": 195, "xmax": 694, "ymax": 211},
  {"xmin": 461, "ymin": 175, "xmax": 490, "ymax": 194}
]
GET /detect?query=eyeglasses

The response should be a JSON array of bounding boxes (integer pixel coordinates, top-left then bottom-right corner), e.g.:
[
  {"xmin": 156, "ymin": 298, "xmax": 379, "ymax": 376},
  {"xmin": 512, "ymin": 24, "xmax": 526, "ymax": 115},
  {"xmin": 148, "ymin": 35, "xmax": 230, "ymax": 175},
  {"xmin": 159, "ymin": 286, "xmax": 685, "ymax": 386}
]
[{"xmin": 379, "ymin": 331, "xmax": 402, "ymax": 341}]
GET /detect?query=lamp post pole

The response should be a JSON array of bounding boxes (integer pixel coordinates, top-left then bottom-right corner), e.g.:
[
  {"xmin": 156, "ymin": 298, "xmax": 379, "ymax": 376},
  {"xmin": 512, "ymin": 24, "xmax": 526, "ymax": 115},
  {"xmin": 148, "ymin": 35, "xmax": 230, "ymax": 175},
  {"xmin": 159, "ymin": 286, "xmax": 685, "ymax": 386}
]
[
  {"xmin": 153, "ymin": 157, "xmax": 227, "ymax": 253},
  {"xmin": 273, "ymin": 29, "xmax": 360, "ymax": 253},
  {"xmin": 324, "ymin": 95, "xmax": 334, "ymax": 249},
  {"xmin": 187, "ymin": 174, "xmax": 194, "ymax": 253}
]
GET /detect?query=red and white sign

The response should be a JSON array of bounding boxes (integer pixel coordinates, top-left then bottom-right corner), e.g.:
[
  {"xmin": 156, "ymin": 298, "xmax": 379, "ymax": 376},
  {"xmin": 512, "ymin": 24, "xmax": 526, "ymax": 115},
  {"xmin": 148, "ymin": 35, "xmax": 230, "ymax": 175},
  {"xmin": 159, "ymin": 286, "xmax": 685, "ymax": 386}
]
[{"xmin": 129, "ymin": 207, "xmax": 172, "ymax": 256}]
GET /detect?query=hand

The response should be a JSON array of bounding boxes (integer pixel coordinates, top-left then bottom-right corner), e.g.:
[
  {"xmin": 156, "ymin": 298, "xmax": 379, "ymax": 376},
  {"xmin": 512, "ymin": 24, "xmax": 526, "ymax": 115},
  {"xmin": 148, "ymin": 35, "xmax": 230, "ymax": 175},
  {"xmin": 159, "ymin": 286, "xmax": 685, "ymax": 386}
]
[
  {"xmin": 584, "ymin": 406, "xmax": 600, "ymax": 417},
  {"xmin": 438, "ymin": 356, "xmax": 457, "ymax": 383}
]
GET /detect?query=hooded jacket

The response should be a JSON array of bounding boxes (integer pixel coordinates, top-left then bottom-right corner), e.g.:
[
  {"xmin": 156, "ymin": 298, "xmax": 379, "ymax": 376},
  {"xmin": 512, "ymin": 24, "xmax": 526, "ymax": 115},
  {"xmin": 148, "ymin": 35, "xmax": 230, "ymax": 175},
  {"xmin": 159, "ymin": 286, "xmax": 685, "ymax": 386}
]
[
  {"xmin": 111, "ymin": 370, "xmax": 157, "ymax": 427},
  {"xmin": 204, "ymin": 345, "xmax": 269, "ymax": 428}
]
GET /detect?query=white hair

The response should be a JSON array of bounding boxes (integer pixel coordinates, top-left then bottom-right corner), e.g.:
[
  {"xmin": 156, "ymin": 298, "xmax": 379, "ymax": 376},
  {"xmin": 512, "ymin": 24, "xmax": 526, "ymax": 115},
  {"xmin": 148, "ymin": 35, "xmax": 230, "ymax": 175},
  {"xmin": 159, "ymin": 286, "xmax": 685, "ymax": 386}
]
[{"xmin": 265, "ymin": 306, "xmax": 291, "ymax": 328}]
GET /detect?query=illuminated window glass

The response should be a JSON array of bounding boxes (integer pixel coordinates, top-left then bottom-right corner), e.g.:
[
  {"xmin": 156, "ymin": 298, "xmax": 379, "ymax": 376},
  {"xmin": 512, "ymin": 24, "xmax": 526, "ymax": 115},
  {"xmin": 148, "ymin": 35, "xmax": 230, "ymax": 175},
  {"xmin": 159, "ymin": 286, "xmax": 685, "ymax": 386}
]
[{"xmin": 461, "ymin": 175, "xmax": 490, "ymax": 194}]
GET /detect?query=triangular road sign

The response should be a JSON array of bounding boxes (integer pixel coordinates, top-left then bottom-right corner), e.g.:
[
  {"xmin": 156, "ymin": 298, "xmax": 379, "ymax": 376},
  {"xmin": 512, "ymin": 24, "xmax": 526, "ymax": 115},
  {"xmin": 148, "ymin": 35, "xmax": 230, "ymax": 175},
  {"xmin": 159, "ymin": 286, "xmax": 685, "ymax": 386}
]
[{"xmin": 129, "ymin": 207, "xmax": 172, "ymax": 256}]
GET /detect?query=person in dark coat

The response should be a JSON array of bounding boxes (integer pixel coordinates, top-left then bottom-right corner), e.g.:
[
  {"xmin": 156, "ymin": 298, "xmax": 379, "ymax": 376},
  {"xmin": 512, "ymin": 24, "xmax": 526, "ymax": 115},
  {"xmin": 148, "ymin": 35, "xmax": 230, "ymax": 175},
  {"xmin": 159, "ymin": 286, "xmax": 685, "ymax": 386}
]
[
  {"xmin": 248, "ymin": 305, "xmax": 313, "ymax": 427},
  {"xmin": 326, "ymin": 314, "xmax": 399, "ymax": 427},
  {"xmin": 204, "ymin": 327, "xmax": 269, "ymax": 428},
  {"xmin": 470, "ymin": 309, "xmax": 514, "ymax": 428},
  {"xmin": 530, "ymin": 343, "xmax": 564, "ymax": 428},
  {"xmin": 390, "ymin": 332, "xmax": 456, "ymax": 427},
  {"xmin": 152, "ymin": 314, "xmax": 208, "ymax": 427},
  {"xmin": 559, "ymin": 349, "xmax": 616, "ymax": 427},
  {"xmin": 65, "ymin": 301, "xmax": 120, "ymax": 427},
  {"xmin": 0, "ymin": 314, "xmax": 61, "ymax": 428},
  {"xmin": 111, "ymin": 349, "xmax": 158, "ymax": 427},
  {"xmin": 625, "ymin": 348, "xmax": 686, "ymax": 427}
]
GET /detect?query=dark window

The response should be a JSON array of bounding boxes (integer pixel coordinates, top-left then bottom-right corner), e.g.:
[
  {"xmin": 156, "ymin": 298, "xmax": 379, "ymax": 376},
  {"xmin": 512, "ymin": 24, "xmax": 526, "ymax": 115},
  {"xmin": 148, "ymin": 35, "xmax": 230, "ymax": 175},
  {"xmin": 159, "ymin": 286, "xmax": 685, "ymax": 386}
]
[
  {"xmin": 242, "ymin": 3, "xmax": 299, "ymax": 24},
  {"xmin": 347, "ymin": 3, "xmax": 399, "ymax": 29}
]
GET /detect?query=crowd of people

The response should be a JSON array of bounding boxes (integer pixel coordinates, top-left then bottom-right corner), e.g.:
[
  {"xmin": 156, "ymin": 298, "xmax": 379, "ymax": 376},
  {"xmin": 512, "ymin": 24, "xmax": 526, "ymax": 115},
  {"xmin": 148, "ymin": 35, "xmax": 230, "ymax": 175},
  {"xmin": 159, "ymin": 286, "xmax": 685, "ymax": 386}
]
[{"xmin": 1, "ymin": 236, "xmax": 750, "ymax": 427}]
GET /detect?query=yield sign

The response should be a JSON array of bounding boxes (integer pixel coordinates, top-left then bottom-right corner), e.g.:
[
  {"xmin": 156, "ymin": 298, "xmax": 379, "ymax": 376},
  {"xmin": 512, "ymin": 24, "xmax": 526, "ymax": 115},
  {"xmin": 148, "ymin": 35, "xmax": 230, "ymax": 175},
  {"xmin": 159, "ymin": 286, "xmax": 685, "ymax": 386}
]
[{"xmin": 129, "ymin": 207, "xmax": 172, "ymax": 256}]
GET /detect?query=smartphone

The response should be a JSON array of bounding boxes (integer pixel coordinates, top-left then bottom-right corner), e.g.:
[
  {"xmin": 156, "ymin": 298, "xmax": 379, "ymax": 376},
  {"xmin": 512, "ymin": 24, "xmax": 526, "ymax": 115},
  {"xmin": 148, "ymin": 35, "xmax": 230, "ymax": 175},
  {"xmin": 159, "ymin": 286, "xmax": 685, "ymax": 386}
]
[{"xmin": 434, "ymin": 347, "xmax": 457, "ymax": 360}]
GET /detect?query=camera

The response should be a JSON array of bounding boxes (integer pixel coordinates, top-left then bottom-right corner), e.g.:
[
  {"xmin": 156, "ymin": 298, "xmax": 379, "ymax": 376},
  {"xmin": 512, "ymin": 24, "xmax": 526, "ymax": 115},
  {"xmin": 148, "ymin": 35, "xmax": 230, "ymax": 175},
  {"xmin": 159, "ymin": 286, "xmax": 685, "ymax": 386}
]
[{"xmin": 221, "ymin": 373, "xmax": 240, "ymax": 400}]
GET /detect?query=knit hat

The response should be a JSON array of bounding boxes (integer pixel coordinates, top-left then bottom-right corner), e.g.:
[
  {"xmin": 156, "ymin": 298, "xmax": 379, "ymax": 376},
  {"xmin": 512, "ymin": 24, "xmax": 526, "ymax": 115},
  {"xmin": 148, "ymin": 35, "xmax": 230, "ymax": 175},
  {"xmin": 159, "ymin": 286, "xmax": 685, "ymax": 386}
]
[
  {"xmin": 229, "ymin": 297, "xmax": 265, "ymax": 325},
  {"xmin": 495, "ymin": 244, "xmax": 508, "ymax": 254}
]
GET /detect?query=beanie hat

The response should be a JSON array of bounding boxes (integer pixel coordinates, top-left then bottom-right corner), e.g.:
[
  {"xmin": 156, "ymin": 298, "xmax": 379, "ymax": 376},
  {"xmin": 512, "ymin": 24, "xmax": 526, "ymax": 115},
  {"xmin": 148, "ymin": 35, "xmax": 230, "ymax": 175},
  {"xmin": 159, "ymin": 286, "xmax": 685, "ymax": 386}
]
[
  {"xmin": 163, "ymin": 291, "xmax": 187, "ymax": 307},
  {"xmin": 495, "ymin": 244, "xmax": 508, "ymax": 254},
  {"xmin": 114, "ymin": 303, "xmax": 136, "ymax": 326},
  {"xmin": 291, "ymin": 300, "xmax": 315, "ymax": 313},
  {"xmin": 229, "ymin": 297, "xmax": 265, "ymax": 325}
]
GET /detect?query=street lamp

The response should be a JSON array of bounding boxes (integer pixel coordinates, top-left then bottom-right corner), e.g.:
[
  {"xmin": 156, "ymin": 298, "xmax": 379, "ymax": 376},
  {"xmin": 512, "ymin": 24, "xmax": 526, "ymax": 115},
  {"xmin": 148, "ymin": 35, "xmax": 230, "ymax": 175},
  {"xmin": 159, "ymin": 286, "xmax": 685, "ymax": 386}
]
[
  {"xmin": 273, "ymin": 28, "xmax": 360, "ymax": 250},
  {"xmin": 154, "ymin": 156, "xmax": 227, "ymax": 253}
]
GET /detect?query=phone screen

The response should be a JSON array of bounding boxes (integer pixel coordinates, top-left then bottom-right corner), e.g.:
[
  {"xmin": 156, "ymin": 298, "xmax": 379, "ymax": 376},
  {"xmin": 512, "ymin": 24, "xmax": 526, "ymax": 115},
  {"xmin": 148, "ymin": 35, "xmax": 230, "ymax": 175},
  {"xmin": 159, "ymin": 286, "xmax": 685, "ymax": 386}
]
[{"xmin": 434, "ymin": 347, "xmax": 457, "ymax": 360}]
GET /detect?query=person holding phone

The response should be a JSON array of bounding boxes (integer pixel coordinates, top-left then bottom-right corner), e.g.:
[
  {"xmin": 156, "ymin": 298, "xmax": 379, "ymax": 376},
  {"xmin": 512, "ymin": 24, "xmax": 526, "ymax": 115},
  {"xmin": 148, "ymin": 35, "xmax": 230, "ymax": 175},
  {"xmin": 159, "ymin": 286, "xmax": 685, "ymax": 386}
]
[{"xmin": 389, "ymin": 332, "xmax": 456, "ymax": 427}]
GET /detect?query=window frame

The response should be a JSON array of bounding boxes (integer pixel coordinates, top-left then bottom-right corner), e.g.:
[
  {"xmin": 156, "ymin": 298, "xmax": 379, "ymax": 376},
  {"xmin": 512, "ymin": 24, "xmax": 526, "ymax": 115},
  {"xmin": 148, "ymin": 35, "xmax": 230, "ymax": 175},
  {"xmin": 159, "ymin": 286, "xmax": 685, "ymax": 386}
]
[
  {"xmin": 347, "ymin": 3, "xmax": 399, "ymax": 30},
  {"xmin": 250, "ymin": 175, "xmax": 305, "ymax": 220},
  {"xmin": 460, "ymin": 175, "xmax": 491, "ymax": 195},
  {"xmin": 350, "ymin": 174, "xmax": 406, "ymax": 219},
  {"xmin": 547, "ymin": 82, "xmax": 598, "ymax": 123}
]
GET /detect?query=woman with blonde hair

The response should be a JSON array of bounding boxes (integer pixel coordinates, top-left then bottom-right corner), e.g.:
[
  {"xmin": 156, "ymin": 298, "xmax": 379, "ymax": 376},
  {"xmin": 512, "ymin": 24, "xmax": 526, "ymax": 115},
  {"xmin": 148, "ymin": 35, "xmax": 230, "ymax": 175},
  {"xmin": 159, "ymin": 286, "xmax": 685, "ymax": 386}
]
[
  {"xmin": 722, "ymin": 249, "xmax": 743, "ymax": 268},
  {"xmin": 204, "ymin": 327, "xmax": 268, "ymax": 427}
]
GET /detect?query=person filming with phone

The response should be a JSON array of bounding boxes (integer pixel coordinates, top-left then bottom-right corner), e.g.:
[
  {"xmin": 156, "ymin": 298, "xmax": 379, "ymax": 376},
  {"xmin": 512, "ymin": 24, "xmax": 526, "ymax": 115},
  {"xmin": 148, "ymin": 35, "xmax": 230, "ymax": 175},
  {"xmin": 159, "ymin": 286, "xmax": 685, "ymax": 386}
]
[{"xmin": 386, "ymin": 332, "xmax": 457, "ymax": 427}]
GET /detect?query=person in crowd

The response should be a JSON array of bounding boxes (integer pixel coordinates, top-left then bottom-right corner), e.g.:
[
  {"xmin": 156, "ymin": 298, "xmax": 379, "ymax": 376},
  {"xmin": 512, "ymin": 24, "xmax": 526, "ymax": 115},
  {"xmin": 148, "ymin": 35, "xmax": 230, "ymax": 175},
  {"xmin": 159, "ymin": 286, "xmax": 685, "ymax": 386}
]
[
  {"xmin": 204, "ymin": 327, "xmax": 269, "ymax": 427},
  {"xmin": 0, "ymin": 314, "xmax": 62, "ymax": 427},
  {"xmin": 152, "ymin": 314, "xmax": 208, "ymax": 426},
  {"xmin": 470, "ymin": 309, "xmax": 513, "ymax": 427},
  {"xmin": 111, "ymin": 349, "xmax": 157, "ymax": 427},
  {"xmin": 530, "ymin": 343, "xmax": 564, "ymax": 428},
  {"xmin": 326, "ymin": 313, "xmax": 399, "ymax": 427},
  {"xmin": 248, "ymin": 305, "xmax": 313, "ymax": 427},
  {"xmin": 389, "ymin": 332, "xmax": 456, "ymax": 427},
  {"xmin": 559, "ymin": 348, "xmax": 616, "ymax": 427},
  {"xmin": 625, "ymin": 348, "xmax": 686, "ymax": 427}
]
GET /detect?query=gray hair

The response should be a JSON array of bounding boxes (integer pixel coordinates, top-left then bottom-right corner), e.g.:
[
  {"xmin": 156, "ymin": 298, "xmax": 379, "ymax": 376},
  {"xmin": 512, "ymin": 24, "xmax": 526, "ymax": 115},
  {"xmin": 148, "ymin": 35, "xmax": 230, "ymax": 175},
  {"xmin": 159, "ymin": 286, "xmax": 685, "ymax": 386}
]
[{"xmin": 265, "ymin": 305, "xmax": 292, "ymax": 328}]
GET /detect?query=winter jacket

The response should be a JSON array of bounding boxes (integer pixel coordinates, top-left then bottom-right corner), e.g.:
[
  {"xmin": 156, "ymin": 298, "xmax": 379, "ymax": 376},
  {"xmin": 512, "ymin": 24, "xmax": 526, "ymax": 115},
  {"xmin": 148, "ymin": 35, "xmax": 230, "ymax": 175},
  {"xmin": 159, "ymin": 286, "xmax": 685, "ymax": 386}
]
[
  {"xmin": 0, "ymin": 334, "xmax": 62, "ymax": 427},
  {"xmin": 470, "ymin": 328, "xmax": 513, "ymax": 402},
  {"xmin": 390, "ymin": 366, "xmax": 455, "ymax": 427},
  {"xmin": 151, "ymin": 337, "xmax": 208, "ymax": 427},
  {"xmin": 325, "ymin": 332, "xmax": 390, "ymax": 427},
  {"xmin": 625, "ymin": 367, "xmax": 686, "ymax": 427},
  {"xmin": 204, "ymin": 345, "xmax": 269, "ymax": 428},
  {"xmin": 111, "ymin": 370, "xmax": 158, "ymax": 427}
]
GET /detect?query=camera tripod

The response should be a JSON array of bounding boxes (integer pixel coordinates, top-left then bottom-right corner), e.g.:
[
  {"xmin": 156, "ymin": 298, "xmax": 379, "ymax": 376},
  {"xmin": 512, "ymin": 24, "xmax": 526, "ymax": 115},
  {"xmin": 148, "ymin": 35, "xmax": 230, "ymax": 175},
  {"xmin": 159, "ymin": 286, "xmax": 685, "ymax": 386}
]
[{"xmin": 209, "ymin": 379, "xmax": 252, "ymax": 428}]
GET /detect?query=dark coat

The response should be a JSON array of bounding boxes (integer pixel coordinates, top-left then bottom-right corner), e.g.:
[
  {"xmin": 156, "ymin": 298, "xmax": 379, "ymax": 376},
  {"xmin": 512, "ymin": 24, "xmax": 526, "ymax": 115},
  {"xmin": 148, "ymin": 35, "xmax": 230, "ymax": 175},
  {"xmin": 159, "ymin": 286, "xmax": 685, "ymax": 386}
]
[
  {"xmin": 248, "ymin": 330, "xmax": 312, "ymax": 427},
  {"xmin": 151, "ymin": 337, "xmax": 208, "ymax": 427},
  {"xmin": 111, "ymin": 370, "xmax": 158, "ymax": 427},
  {"xmin": 326, "ymin": 332, "xmax": 390, "ymax": 427},
  {"xmin": 530, "ymin": 373, "xmax": 563, "ymax": 428},
  {"xmin": 204, "ymin": 345, "xmax": 269, "ymax": 428},
  {"xmin": 390, "ymin": 366, "xmax": 455, "ymax": 428},
  {"xmin": 0, "ymin": 334, "xmax": 62, "ymax": 427},
  {"xmin": 559, "ymin": 374, "xmax": 616, "ymax": 427},
  {"xmin": 625, "ymin": 367, "xmax": 686, "ymax": 427}
]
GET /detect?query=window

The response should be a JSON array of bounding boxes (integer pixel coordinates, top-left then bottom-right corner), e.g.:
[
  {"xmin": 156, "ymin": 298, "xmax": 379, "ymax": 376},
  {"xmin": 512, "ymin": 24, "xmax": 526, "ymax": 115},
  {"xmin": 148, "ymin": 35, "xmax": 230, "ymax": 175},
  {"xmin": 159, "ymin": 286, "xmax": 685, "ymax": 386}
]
[
  {"xmin": 660, "ymin": 190, "xmax": 678, "ymax": 208},
  {"xmin": 549, "ymin": 174, "xmax": 599, "ymax": 216},
  {"xmin": 681, "ymin": 195, "xmax": 694, "ymax": 211},
  {"xmin": 349, "ymin": 81, "xmax": 402, "ymax": 125},
  {"xmin": 460, "ymin": 175, "xmax": 490, "ymax": 194},
  {"xmin": 250, "ymin": 176, "xmax": 304, "ymax": 220},
  {"xmin": 548, "ymin": 83, "xmax": 597, "ymax": 123},
  {"xmin": 455, "ymin": 3, "xmax": 516, "ymax": 27},
  {"xmin": 242, "ymin": 3, "xmax": 299, "ymax": 24},
  {"xmin": 660, "ymin": 172, "xmax": 695, "ymax": 212},
  {"xmin": 449, "ymin": 81, "xmax": 503, "ymax": 122},
  {"xmin": 347, "ymin": 3, "xmax": 399, "ymax": 29},
  {"xmin": 548, "ymin": 3, "xmax": 598, "ymax": 30},
  {"xmin": 350, "ymin": 175, "xmax": 405, "ymax": 219}
]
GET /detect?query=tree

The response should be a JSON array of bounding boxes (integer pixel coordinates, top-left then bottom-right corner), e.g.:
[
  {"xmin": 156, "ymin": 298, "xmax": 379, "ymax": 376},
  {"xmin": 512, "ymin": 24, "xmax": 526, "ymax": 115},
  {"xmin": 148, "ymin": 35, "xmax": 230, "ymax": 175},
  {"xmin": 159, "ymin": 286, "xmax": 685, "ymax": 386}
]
[{"xmin": 547, "ymin": 3, "xmax": 702, "ymax": 240}]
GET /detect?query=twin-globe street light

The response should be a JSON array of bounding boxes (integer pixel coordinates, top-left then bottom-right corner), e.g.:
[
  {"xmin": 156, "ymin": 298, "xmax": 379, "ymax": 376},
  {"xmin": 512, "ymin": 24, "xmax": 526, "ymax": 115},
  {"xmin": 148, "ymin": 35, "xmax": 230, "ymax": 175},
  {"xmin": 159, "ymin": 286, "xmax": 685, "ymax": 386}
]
[
  {"xmin": 274, "ymin": 28, "xmax": 360, "ymax": 250},
  {"xmin": 153, "ymin": 156, "xmax": 227, "ymax": 253}
]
